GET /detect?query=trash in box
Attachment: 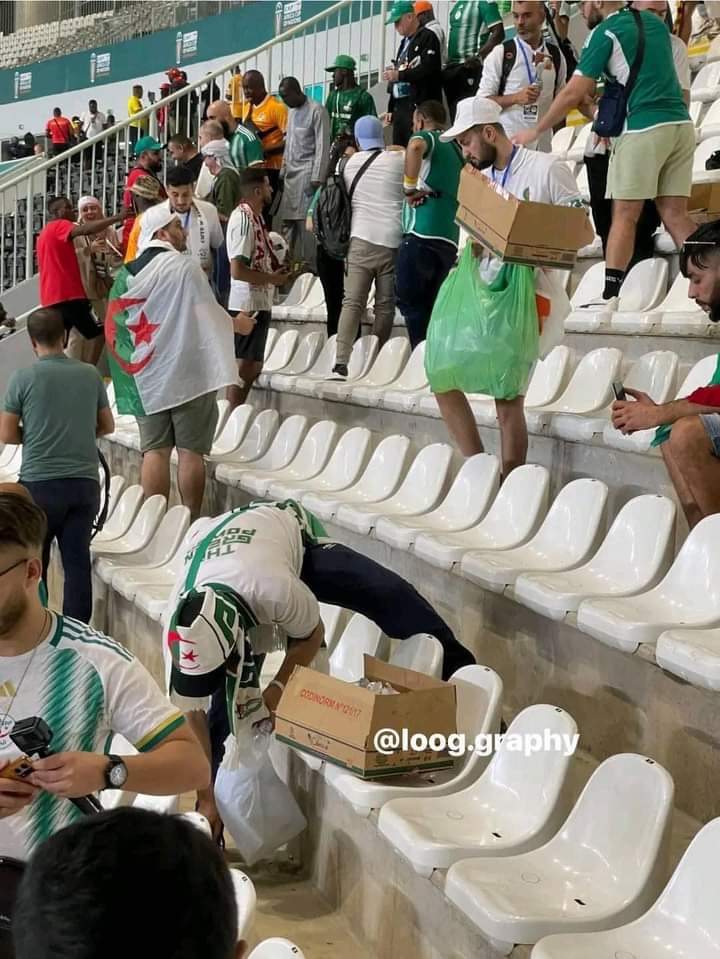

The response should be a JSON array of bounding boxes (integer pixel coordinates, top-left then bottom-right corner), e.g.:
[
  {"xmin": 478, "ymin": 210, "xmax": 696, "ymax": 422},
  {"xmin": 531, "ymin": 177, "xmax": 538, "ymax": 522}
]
[
  {"xmin": 275, "ymin": 655, "xmax": 457, "ymax": 779},
  {"xmin": 456, "ymin": 165, "xmax": 594, "ymax": 270},
  {"xmin": 689, "ymin": 182, "xmax": 720, "ymax": 223}
]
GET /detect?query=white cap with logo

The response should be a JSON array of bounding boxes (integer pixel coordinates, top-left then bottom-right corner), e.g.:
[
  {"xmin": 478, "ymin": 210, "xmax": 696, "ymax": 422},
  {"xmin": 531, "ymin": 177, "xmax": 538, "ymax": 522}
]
[{"xmin": 440, "ymin": 97, "xmax": 503, "ymax": 142}]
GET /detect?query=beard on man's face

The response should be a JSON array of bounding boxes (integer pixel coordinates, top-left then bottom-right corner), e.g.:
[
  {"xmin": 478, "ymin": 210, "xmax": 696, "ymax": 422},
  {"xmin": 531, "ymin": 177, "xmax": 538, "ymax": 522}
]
[
  {"xmin": 468, "ymin": 143, "xmax": 497, "ymax": 171},
  {"xmin": 587, "ymin": 8, "xmax": 604, "ymax": 29},
  {"xmin": 709, "ymin": 281, "xmax": 720, "ymax": 323},
  {"xmin": 0, "ymin": 590, "xmax": 28, "ymax": 637}
]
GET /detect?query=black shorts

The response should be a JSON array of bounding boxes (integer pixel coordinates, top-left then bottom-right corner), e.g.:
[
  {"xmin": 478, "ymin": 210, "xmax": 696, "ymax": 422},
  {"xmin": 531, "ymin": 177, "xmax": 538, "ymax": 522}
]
[
  {"xmin": 53, "ymin": 299, "xmax": 103, "ymax": 339},
  {"xmin": 233, "ymin": 309, "xmax": 271, "ymax": 362}
]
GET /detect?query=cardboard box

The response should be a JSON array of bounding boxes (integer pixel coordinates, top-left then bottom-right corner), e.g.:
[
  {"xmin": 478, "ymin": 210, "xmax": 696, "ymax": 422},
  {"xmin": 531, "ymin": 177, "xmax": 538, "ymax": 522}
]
[
  {"xmin": 689, "ymin": 181, "xmax": 720, "ymax": 223},
  {"xmin": 275, "ymin": 656, "xmax": 457, "ymax": 779},
  {"xmin": 456, "ymin": 164, "xmax": 594, "ymax": 270}
]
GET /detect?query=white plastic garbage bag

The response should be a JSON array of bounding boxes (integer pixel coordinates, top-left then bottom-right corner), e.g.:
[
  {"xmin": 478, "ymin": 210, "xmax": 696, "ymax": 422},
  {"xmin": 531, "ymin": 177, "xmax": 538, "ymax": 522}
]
[{"xmin": 214, "ymin": 726, "xmax": 307, "ymax": 865}]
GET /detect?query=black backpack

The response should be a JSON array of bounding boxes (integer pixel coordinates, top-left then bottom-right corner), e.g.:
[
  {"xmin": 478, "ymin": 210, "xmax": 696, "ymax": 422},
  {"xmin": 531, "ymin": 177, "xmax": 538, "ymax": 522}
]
[
  {"xmin": 313, "ymin": 149, "xmax": 382, "ymax": 261},
  {"xmin": 543, "ymin": 3, "xmax": 579, "ymax": 77},
  {"xmin": 497, "ymin": 38, "xmax": 564, "ymax": 98}
]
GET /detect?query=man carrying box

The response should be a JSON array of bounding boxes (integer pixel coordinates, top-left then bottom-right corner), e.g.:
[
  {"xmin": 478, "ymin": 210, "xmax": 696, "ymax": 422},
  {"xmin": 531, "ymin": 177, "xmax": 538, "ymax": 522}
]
[
  {"xmin": 165, "ymin": 500, "xmax": 473, "ymax": 837},
  {"xmin": 437, "ymin": 97, "xmax": 585, "ymax": 477}
]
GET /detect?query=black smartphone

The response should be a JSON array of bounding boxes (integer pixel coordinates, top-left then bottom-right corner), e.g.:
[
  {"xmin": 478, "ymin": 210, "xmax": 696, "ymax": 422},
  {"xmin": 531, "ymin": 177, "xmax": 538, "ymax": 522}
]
[{"xmin": 612, "ymin": 382, "xmax": 627, "ymax": 401}]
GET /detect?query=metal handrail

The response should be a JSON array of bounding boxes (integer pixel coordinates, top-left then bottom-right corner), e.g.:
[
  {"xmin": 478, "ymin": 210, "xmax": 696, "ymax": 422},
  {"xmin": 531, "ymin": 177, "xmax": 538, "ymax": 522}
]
[{"xmin": 0, "ymin": 0, "xmax": 357, "ymax": 194}]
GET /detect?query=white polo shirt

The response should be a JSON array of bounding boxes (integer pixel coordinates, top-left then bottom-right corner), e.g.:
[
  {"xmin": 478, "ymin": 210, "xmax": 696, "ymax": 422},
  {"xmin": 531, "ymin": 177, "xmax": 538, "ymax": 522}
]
[{"xmin": 158, "ymin": 198, "xmax": 224, "ymax": 273}]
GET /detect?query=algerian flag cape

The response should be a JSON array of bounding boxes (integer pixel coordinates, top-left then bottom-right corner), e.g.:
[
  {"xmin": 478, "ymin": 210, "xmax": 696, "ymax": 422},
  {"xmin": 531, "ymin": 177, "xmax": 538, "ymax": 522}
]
[{"xmin": 105, "ymin": 241, "xmax": 237, "ymax": 416}]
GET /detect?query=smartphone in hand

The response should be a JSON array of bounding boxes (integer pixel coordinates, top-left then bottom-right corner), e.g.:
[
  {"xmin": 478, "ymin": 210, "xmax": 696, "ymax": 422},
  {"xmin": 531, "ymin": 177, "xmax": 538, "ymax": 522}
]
[{"xmin": 612, "ymin": 382, "xmax": 627, "ymax": 401}]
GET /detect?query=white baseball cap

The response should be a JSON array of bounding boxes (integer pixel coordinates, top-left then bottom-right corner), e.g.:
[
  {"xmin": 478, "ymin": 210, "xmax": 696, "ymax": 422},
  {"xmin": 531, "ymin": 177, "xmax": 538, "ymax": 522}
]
[
  {"xmin": 440, "ymin": 97, "xmax": 503, "ymax": 142},
  {"xmin": 137, "ymin": 203, "xmax": 180, "ymax": 252}
]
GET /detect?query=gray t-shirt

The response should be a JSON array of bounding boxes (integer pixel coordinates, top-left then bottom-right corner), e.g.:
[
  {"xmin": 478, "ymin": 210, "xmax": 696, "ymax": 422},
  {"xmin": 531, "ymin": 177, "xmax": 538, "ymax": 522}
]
[{"xmin": 4, "ymin": 354, "xmax": 108, "ymax": 482}]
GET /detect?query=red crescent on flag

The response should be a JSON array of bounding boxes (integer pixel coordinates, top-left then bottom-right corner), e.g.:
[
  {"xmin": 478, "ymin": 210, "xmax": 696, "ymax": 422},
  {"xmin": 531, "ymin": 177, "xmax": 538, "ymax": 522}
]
[{"xmin": 105, "ymin": 296, "xmax": 156, "ymax": 375}]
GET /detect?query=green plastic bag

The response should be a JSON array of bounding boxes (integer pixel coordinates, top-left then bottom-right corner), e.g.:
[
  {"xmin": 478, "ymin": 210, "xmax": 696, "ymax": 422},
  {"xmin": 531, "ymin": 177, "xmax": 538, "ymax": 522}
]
[{"xmin": 424, "ymin": 243, "xmax": 540, "ymax": 400}]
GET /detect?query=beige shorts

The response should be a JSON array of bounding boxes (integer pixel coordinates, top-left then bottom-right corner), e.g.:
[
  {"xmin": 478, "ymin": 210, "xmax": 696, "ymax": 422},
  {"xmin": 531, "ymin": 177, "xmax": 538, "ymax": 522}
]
[
  {"xmin": 137, "ymin": 391, "xmax": 219, "ymax": 455},
  {"xmin": 607, "ymin": 123, "xmax": 695, "ymax": 201}
]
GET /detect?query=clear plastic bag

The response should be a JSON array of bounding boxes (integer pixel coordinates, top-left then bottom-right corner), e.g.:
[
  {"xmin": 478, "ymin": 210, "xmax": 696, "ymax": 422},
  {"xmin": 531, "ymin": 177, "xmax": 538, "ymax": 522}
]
[
  {"xmin": 425, "ymin": 243, "xmax": 539, "ymax": 400},
  {"xmin": 214, "ymin": 726, "xmax": 307, "ymax": 865}
]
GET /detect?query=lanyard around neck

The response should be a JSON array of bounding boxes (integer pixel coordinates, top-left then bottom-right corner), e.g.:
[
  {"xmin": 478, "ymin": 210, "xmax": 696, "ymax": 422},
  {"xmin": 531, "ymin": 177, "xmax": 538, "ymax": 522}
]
[
  {"xmin": 491, "ymin": 144, "xmax": 518, "ymax": 190},
  {"xmin": 516, "ymin": 37, "xmax": 540, "ymax": 86}
]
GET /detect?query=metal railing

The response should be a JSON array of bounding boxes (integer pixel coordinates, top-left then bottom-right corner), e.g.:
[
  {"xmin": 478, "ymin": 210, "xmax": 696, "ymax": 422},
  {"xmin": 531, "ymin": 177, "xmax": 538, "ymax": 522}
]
[{"xmin": 0, "ymin": 0, "xmax": 408, "ymax": 294}]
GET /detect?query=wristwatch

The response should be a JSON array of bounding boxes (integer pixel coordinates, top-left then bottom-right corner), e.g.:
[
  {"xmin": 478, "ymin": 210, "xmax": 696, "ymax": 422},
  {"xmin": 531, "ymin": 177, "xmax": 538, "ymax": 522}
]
[{"xmin": 103, "ymin": 755, "xmax": 129, "ymax": 790}]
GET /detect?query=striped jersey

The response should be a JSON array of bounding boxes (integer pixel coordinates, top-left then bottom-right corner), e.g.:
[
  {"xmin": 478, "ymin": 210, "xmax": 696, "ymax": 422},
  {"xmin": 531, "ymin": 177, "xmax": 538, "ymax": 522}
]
[
  {"xmin": 0, "ymin": 613, "xmax": 185, "ymax": 861},
  {"xmin": 229, "ymin": 125, "xmax": 264, "ymax": 171}
]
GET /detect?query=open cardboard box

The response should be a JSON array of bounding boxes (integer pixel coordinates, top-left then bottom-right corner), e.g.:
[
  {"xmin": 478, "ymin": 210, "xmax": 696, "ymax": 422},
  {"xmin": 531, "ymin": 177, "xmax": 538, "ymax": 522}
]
[
  {"xmin": 689, "ymin": 181, "xmax": 720, "ymax": 223},
  {"xmin": 275, "ymin": 655, "xmax": 457, "ymax": 779},
  {"xmin": 456, "ymin": 164, "xmax": 594, "ymax": 270}
]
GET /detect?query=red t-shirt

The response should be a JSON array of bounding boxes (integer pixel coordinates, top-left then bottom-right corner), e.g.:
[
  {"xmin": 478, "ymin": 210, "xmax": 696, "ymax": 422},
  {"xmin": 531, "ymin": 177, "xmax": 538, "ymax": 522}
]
[
  {"xmin": 121, "ymin": 166, "xmax": 166, "ymax": 252},
  {"xmin": 37, "ymin": 219, "xmax": 86, "ymax": 306},
  {"xmin": 45, "ymin": 116, "xmax": 73, "ymax": 145}
]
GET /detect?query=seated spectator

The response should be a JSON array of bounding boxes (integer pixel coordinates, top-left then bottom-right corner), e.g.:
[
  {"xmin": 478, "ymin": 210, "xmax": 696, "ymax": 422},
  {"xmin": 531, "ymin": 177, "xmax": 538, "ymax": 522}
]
[
  {"xmin": 161, "ymin": 165, "xmax": 224, "ymax": 277},
  {"xmin": 12, "ymin": 808, "xmax": 242, "ymax": 958},
  {"xmin": 123, "ymin": 175, "xmax": 164, "ymax": 263},
  {"xmin": 45, "ymin": 107, "xmax": 74, "ymax": 157},
  {"xmin": 612, "ymin": 220, "xmax": 720, "ymax": 528},
  {"xmin": 330, "ymin": 115, "xmax": 404, "ymax": 380},
  {"xmin": 167, "ymin": 132, "xmax": 204, "ymax": 182},
  {"xmin": 0, "ymin": 308, "xmax": 114, "ymax": 621},
  {"xmin": 0, "ymin": 492, "xmax": 209, "ymax": 862}
]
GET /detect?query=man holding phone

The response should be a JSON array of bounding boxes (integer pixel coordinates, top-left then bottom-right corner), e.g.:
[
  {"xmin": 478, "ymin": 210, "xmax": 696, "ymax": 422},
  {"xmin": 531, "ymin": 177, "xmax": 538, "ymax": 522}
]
[
  {"xmin": 0, "ymin": 490, "xmax": 209, "ymax": 860},
  {"xmin": 226, "ymin": 168, "xmax": 292, "ymax": 408}
]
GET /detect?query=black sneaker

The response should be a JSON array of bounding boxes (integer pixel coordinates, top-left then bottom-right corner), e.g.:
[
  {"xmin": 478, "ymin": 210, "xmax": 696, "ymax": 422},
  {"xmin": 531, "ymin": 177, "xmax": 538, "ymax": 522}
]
[{"xmin": 327, "ymin": 363, "xmax": 348, "ymax": 380}]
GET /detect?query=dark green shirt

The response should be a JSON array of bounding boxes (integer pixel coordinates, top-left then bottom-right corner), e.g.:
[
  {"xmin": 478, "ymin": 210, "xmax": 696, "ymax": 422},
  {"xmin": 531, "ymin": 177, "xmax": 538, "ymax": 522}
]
[
  {"xmin": 4, "ymin": 354, "xmax": 108, "ymax": 482},
  {"xmin": 212, "ymin": 166, "xmax": 242, "ymax": 219},
  {"xmin": 325, "ymin": 86, "xmax": 377, "ymax": 141}
]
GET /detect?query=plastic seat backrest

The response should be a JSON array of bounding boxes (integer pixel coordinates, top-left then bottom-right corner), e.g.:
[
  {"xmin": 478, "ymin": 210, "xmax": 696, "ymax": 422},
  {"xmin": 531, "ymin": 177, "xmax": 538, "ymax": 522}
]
[
  {"xmin": 264, "ymin": 330, "xmax": 299, "ymax": 371},
  {"xmin": 145, "ymin": 505, "xmax": 191, "ymax": 564},
  {"xmin": 247, "ymin": 939, "xmax": 306, "ymax": 959},
  {"xmin": 254, "ymin": 415, "xmax": 308, "ymax": 470},
  {"xmin": 263, "ymin": 328, "xmax": 278, "ymax": 360},
  {"xmin": 624, "ymin": 352, "xmax": 678, "ymax": 404},
  {"xmin": 475, "ymin": 464, "xmax": 550, "ymax": 544},
  {"xmin": 348, "ymin": 334, "xmax": 379, "ymax": 378},
  {"xmin": 306, "ymin": 336, "xmax": 338, "ymax": 376},
  {"xmin": 434, "ymin": 454, "xmax": 501, "ymax": 526},
  {"xmin": 213, "ymin": 405, "xmax": 255, "ymax": 454},
  {"xmin": 285, "ymin": 420, "xmax": 338, "ymax": 474},
  {"xmin": 282, "ymin": 332, "xmax": 324, "ymax": 374},
  {"xmin": 124, "ymin": 494, "xmax": 166, "ymax": 546},
  {"xmin": 525, "ymin": 346, "xmax": 572, "ymax": 407},
  {"xmin": 675, "ymin": 354, "xmax": 719, "ymax": 398},
  {"xmin": 329, "ymin": 614, "xmax": 384, "ymax": 681},
  {"xmin": 653, "ymin": 513, "xmax": 720, "ymax": 606},
  {"xmin": 315, "ymin": 427, "xmax": 372, "ymax": 487},
  {"xmin": 393, "ymin": 341, "xmax": 428, "ymax": 390},
  {"xmin": 362, "ymin": 337, "xmax": 410, "ymax": 386},
  {"xmin": 549, "ymin": 349, "xmax": 622, "ymax": 409},
  {"xmin": 236, "ymin": 409, "xmax": 281, "ymax": 460},
  {"xmin": 103, "ymin": 485, "xmax": 143, "ymax": 538},
  {"xmin": 526, "ymin": 478, "xmax": 607, "ymax": 557},
  {"xmin": 618, "ymin": 259, "xmax": 668, "ymax": 311},
  {"xmin": 647, "ymin": 817, "xmax": 720, "ymax": 933},
  {"xmin": 570, "ymin": 261, "xmax": 605, "ymax": 307},
  {"xmin": 389, "ymin": 634, "xmax": 444, "ymax": 677},
  {"xmin": 693, "ymin": 135, "xmax": 720, "ymax": 172}
]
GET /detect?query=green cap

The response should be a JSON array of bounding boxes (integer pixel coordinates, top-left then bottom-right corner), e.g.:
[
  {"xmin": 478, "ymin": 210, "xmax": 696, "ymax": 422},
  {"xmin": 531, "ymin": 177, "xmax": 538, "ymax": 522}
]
[
  {"xmin": 385, "ymin": 0, "xmax": 414, "ymax": 23},
  {"xmin": 325, "ymin": 54, "xmax": 357, "ymax": 72},
  {"xmin": 133, "ymin": 135, "xmax": 164, "ymax": 155}
]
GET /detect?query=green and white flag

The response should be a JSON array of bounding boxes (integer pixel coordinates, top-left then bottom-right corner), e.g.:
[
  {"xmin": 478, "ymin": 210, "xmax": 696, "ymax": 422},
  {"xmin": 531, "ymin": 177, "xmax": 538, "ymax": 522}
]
[{"xmin": 105, "ymin": 243, "xmax": 237, "ymax": 416}]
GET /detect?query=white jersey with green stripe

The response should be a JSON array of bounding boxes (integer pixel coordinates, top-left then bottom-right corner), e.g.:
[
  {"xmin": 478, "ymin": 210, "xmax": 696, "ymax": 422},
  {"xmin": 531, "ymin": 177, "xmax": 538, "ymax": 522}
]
[{"xmin": 0, "ymin": 613, "xmax": 185, "ymax": 861}]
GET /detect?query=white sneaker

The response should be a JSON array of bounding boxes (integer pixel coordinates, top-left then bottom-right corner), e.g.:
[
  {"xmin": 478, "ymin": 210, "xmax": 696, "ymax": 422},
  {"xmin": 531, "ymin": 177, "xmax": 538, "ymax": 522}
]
[{"xmin": 580, "ymin": 295, "xmax": 619, "ymax": 312}]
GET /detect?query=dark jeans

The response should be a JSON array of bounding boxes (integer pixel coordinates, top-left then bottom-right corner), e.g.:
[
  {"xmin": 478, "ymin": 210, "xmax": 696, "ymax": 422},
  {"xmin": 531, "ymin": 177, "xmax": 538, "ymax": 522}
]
[
  {"xmin": 391, "ymin": 98, "xmax": 414, "ymax": 148},
  {"xmin": 316, "ymin": 244, "xmax": 345, "ymax": 338},
  {"xmin": 443, "ymin": 62, "xmax": 481, "ymax": 121},
  {"xmin": 23, "ymin": 477, "xmax": 100, "ymax": 623},
  {"xmin": 396, "ymin": 234, "xmax": 457, "ymax": 348},
  {"xmin": 584, "ymin": 153, "xmax": 661, "ymax": 270},
  {"xmin": 213, "ymin": 238, "xmax": 230, "ymax": 308}
]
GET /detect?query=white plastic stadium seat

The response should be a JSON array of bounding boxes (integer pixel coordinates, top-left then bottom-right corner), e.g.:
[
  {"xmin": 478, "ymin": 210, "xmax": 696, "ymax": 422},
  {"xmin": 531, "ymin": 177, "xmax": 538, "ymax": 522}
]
[
  {"xmin": 326, "ymin": 336, "xmax": 410, "ymax": 402},
  {"xmin": 354, "ymin": 340, "xmax": 424, "ymax": 408},
  {"xmin": 216, "ymin": 414, "xmax": 306, "ymax": 487},
  {"xmin": 388, "ymin": 634, "xmax": 444, "ymax": 677},
  {"xmin": 565, "ymin": 260, "xmax": 666, "ymax": 333},
  {"xmin": 699, "ymin": 95, "xmax": 720, "ymax": 141},
  {"xmin": 461, "ymin": 478, "xmax": 608, "ymax": 594},
  {"xmin": 531, "ymin": 816, "xmax": 720, "ymax": 959},
  {"xmin": 525, "ymin": 349, "xmax": 622, "ymax": 433},
  {"xmin": 691, "ymin": 61, "xmax": 720, "ymax": 102},
  {"xmin": 471, "ymin": 347, "xmax": 573, "ymax": 426},
  {"xmin": 303, "ymin": 434, "xmax": 411, "ymax": 521},
  {"xmin": 312, "ymin": 334, "xmax": 379, "ymax": 397},
  {"xmin": 133, "ymin": 543, "xmax": 191, "ymax": 620},
  {"xmin": 577, "ymin": 513, "xmax": 720, "ymax": 653},
  {"xmin": 554, "ymin": 349, "xmax": 677, "ymax": 444},
  {"xmin": 247, "ymin": 939, "xmax": 306, "ymax": 959},
  {"xmin": 514, "ymin": 495, "xmax": 676, "ymax": 621},
  {"xmin": 563, "ymin": 262, "xmax": 605, "ymax": 332},
  {"xmin": 91, "ymin": 485, "xmax": 144, "ymax": 544},
  {"xmin": 567, "ymin": 122, "xmax": 592, "ymax": 162},
  {"xmin": 0, "ymin": 445, "xmax": 22, "ymax": 481},
  {"xmin": 263, "ymin": 327, "xmax": 278, "ymax": 359},
  {"xmin": 212, "ymin": 409, "xmax": 280, "ymax": 467},
  {"xmin": 97, "ymin": 504, "xmax": 191, "ymax": 585},
  {"xmin": 285, "ymin": 337, "xmax": 338, "ymax": 395},
  {"xmin": 290, "ymin": 277, "xmax": 327, "ymax": 319},
  {"xmin": 230, "ymin": 868, "xmax": 257, "ymax": 943},
  {"xmin": 268, "ymin": 426, "xmax": 371, "ymax": 502},
  {"xmin": 414, "ymin": 464, "xmax": 550, "ymax": 571},
  {"xmin": 318, "ymin": 603, "xmax": 348, "ymax": 656},
  {"xmin": 327, "ymin": 613, "xmax": 384, "ymax": 682},
  {"xmin": 551, "ymin": 126, "xmax": 575, "ymax": 160},
  {"xmin": 375, "ymin": 454, "xmax": 501, "ymax": 551},
  {"xmin": 255, "ymin": 329, "xmax": 299, "ymax": 385},
  {"xmin": 658, "ymin": 274, "xmax": 711, "ymax": 335},
  {"xmin": 268, "ymin": 331, "xmax": 324, "ymax": 390},
  {"xmin": 445, "ymin": 753, "xmax": 674, "ymax": 955},
  {"xmin": 239, "ymin": 420, "xmax": 338, "ymax": 496},
  {"xmin": 381, "ymin": 342, "xmax": 431, "ymax": 412},
  {"xmin": 575, "ymin": 164, "xmax": 590, "ymax": 203},
  {"xmin": 104, "ymin": 475, "xmax": 126, "ymax": 522},
  {"xmin": 272, "ymin": 272, "xmax": 316, "ymax": 320},
  {"xmin": 609, "ymin": 259, "xmax": 670, "ymax": 332},
  {"xmin": 333, "ymin": 442, "xmax": 453, "ymax": 535},
  {"xmin": 657, "ymin": 626, "xmax": 720, "ymax": 691},
  {"xmin": 208, "ymin": 405, "xmax": 256, "ymax": 461},
  {"xmin": 91, "ymin": 495, "xmax": 166, "ymax": 558},
  {"xmin": 324, "ymin": 665, "xmax": 503, "ymax": 816},
  {"xmin": 378, "ymin": 704, "xmax": 577, "ymax": 877},
  {"xmin": 692, "ymin": 136, "xmax": 720, "ymax": 184}
]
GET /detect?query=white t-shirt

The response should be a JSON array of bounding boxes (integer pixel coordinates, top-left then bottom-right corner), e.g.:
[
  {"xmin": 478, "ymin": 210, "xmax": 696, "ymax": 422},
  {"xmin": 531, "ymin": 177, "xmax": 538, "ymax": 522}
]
[
  {"xmin": 80, "ymin": 109, "xmax": 106, "ymax": 138},
  {"xmin": 226, "ymin": 205, "xmax": 274, "ymax": 312},
  {"xmin": 167, "ymin": 503, "xmax": 321, "ymax": 644},
  {"xmin": 670, "ymin": 33, "xmax": 691, "ymax": 93},
  {"xmin": 478, "ymin": 39, "xmax": 567, "ymax": 152},
  {"xmin": 158, "ymin": 198, "xmax": 223, "ymax": 273},
  {"xmin": 0, "ymin": 613, "xmax": 185, "ymax": 861},
  {"xmin": 343, "ymin": 149, "xmax": 405, "ymax": 249}
]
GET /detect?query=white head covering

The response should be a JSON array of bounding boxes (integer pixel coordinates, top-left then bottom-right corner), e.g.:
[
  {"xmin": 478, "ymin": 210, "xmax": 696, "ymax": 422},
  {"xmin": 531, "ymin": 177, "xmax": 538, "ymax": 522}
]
[
  {"xmin": 201, "ymin": 137, "xmax": 234, "ymax": 171},
  {"xmin": 78, "ymin": 195, "xmax": 102, "ymax": 217},
  {"xmin": 138, "ymin": 205, "xmax": 180, "ymax": 252}
]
